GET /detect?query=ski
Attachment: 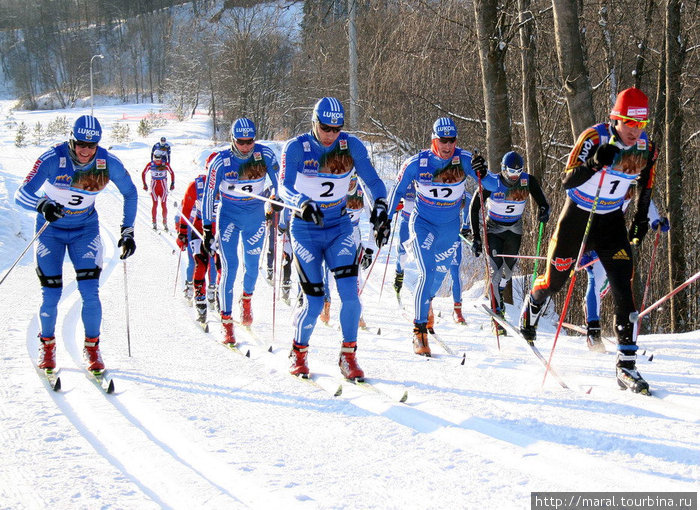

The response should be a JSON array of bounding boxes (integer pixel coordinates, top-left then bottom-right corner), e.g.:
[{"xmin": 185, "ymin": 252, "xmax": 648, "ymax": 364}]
[
  {"xmin": 88, "ymin": 369, "xmax": 115, "ymax": 394},
  {"xmin": 222, "ymin": 341, "xmax": 251, "ymax": 358},
  {"xmin": 481, "ymin": 304, "xmax": 570, "ymax": 390},
  {"xmin": 427, "ymin": 329, "xmax": 456, "ymax": 356},
  {"xmin": 293, "ymin": 373, "xmax": 343, "ymax": 397},
  {"xmin": 233, "ymin": 321, "xmax": 273, "ymax": 352},
  {"xmin": 38, "ymin": 367, "xmax": 61, "ymax": 391},
  {"xmin": 348, "ymin": 378, "xmax": 408, "ymax": 403}
]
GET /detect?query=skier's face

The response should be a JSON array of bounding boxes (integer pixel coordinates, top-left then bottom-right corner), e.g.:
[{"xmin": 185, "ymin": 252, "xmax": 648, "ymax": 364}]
[
  {"xmin": 615, "ymin": 120, "xmax": 644, "ymax": 147},
  {"xmin": 435, "ymin": 137, "xmax": 456, "ymax": 159},
  {"xmin": 235, "ymin": 138, "xmax": 254, "ymax": 156},
  {"xmin": 314, "ymin": 122, "xmax": 341, "ymax": 147},
  {"xmin": 74, "ymin": 140, "xmax": 98, "ymax": 164}
]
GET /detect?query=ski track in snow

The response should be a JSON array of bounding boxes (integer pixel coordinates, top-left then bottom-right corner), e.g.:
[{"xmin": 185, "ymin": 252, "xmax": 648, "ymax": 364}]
[{"xmin": 0, "ymin": 101, "xmax": 698, "ymax": 509}]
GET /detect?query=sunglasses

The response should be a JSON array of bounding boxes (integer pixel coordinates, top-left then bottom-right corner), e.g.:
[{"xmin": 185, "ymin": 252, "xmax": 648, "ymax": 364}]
[
  {"xmin": 438, "ymin": 137, "xmax": 456, "ymax": 144},
  {"xmin": 75, "ymin": 141, "xmax": 98, "ymax": 149},
  {"xmin": 235, "ymin": 138, "xmax": 254, "ymax": 146},
  {"xmin": 618, "ymin": 115, "xmax": 649, "ymax": 129},
  {"xmin": 318, "ymin": 123, "xmax": 342, "ymax": 133}
]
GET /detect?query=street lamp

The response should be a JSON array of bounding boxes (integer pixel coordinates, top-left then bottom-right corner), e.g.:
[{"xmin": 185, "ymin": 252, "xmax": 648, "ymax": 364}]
[{"xmin": 90, "ymin": 54, "xmax": 104, "ymax": 116}]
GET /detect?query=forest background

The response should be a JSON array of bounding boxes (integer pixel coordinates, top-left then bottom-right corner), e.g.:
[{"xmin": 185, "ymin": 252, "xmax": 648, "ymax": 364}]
[{"xmin": 1, "ymin": 0, "xmax": 698, "ymax": 333}]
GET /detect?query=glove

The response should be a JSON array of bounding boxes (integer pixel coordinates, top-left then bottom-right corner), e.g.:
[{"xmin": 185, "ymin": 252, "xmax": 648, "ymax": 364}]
[
  {"xmin": 270, "ymin": 195, "xmax": 284, "ymax": 212},
  {"xmin": 471, "ymin": 238, "xmax": 482, "ymax": 257},
  {"xmin": 651, "ymin": 217, "xmax": 670, "ymax": 233},
  {"xmin": 143, "ymin": 185, "xmax": 148, "ymax": 191},
  {"xmin": 629, "ymin": 218, "xmax": 649, "ymax": 245},
  {"xmin": 396, "ymin": 201, "xmax": 404, "ymax": 212},
  {"xmin": 370, "ymin": 198, "xmax": 391, "ymax": 247},
  {"xmin": 176, "ymin": 232, "xmax": 188, "ymax": 251},
  {"xmin": 202, "ymin": 225, "xmax": 217, "ymax": 256},
  {"xmin": 537, "ymin": 205, "xmax": 550, "ymax": 224},
  {"xmin": 460, "ymin": 227, "xmax": 471, "ymax": 239},
  {"xmin": 36, "ymin": 197, "xmax": 65, "ymax": 222},
  {"xmin": 588, "ymin": 143, "xmax": 620, "ymax": 170},
  {"xmin": 300, "ymin": 200, "xmax": 324, "ymax": 226},
  {"xmin": 118, "ymin": 226, "xmax": 136, "ymax": 260},
  {"xmin": 170, "ymin": 184, "xmax": 175, "ymax": 191},
  {"xmin": 471, "ymin": 155, "xmax": 487, "ymax": 179},
  {"xmin": 360, "ymin": 248, "xmax": 374, "ymax": 270}
]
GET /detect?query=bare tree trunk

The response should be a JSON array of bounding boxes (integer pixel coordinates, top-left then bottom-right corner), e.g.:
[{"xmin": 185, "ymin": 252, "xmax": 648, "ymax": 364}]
[
  {"xmin": 551, "ymin": 0, "xmax": 595, "ymax": 139},
  {"xmin": 665, "ymin": 0, "xmax": 688, "ymax": 331},
  {"xmin": 473, "ymin": 0, "xmax": 513, "ymax": 170},
  {"xmin": 518, "ymin": 0, "xmax": 543, "ymax": 180}
]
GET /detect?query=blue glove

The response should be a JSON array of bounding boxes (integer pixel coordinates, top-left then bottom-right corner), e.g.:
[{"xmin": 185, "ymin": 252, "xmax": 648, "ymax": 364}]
[{"xmin": 651, "ymin": 217, "xmax": 670, "ymax": 233}]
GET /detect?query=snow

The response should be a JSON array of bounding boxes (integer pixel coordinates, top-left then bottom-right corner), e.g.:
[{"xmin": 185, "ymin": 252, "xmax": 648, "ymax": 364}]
[{"xmin": 0, "ymin": 100, "xmax": 697, "ymax": 509}]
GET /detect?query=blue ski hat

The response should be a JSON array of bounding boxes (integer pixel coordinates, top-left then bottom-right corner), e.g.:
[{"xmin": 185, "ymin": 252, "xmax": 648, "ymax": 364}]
[
  {"xmin": 501, "ymin": 151, "xmax": 524, "ymax": 181},
  {"xmin": 71, "ymin": 115, "xmax": 102, "ymax": 143},
  {"xmin": 432, "ymin": 117, "xmax": 457, "ymax": 139},
  {"xmin": 231, "ymin": 118, "xmax": 256, "ymax": 141},
  {"xmin": 313, "ymin": 97, "xmax": 344, "ymax": 127}
]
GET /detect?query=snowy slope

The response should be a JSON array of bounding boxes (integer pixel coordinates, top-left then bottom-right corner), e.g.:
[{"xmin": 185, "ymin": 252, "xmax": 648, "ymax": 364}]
[{"xmin": 0, "ymin": 100, "xmax": 697, "ymax": 510}]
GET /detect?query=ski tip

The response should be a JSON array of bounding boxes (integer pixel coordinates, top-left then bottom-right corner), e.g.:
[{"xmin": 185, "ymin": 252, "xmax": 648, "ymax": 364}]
[
  {"xmin": 334, "ymin": 385, "xmax": 343, "ymax": 397},
  {"xmin": 399, "ymin": 391, "xmax": 408, "ymax": 403}
]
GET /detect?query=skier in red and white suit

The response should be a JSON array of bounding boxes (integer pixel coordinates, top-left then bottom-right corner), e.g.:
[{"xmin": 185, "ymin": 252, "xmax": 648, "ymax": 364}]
[{"xmin": 142, "ymin": 150, "xmax": 175, "ymax": 230}]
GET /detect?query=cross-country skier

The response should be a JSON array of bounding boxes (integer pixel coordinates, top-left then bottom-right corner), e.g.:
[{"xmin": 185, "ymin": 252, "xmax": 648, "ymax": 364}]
[
  {"xmin": 280, "ymin": 97, "xmax": 390, "ymax": 380},
  {"xmin": 201, "ymin": 118, "xmax": 280, "ymax": 345},
  {"xmin": 151, "ymin": 136, "xmax": 171, "ymax": 163},
  {"xmin": 386, "ymin": 117, "xmax": 497, "ymax": 356},
  {"xmin": 142, "ymin": 151, "xmax": 175, "ymax": 230},
  {"xmin": 518, "ymin": 87, "xmax": 659, "ymax": 394},
  {"xmin": 15, "ymin": 114, "xmax": 137, "ymax": 372},
  {"xmin": 469, "ymin": 150, "xmax": 549, "ymax": 334}
]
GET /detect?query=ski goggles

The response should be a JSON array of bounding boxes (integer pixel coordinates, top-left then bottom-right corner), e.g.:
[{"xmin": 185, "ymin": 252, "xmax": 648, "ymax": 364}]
[
  {"xmin": 318, "ymin": 123, "xmax": 342, "ymax": 133},
  {"xmin": 616, "ymin": 114, "xmax": 649, "ymax": 129},
  {"xmin": 75, "ymin": 140, "xmax": 98, "ymax": 148},
  {"xmin": 503, "ymin": 165, "xmax": 523, "ymax": 178},
  {"xmin": 438, "ymin": 137, "xmax": 456, "ymax": 144},
  {"xmin": 235, "ymin": 138, "xmax": 254, "ymax": 146}
]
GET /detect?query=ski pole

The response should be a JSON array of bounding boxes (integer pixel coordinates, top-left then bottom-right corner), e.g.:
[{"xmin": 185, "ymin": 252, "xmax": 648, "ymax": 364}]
[
  {"xmin": 172, "ymin": 201, "xmax": 205, "ymax": 241},
  {"xmin": 230, "ymin": 188, "xmax": 303, "ymax": 214},
  {"xmin": 173, "ymin": 246, "xmax": 182, "ymax": 297},
  {"xmin": 632, "ymin": 269, "xmax": 700, "ymax": 322},
  {"xmin": 641, "ymin": 228, "xmax": 661, "ymax": 311},
  {"xmin": 543, "ymin": 167, "xmax": 608, "ymax": 388},
  {"xmin": 475, "ymin": 149, "xmax": 500, "ymax": 350},
  {"xmin": 378, "ymin": 214, "xmax": 399, "ymax": 303},
  {"xmin": 271, "ymin": 212, "xmax": 279, "ymax": 344},
  {"xmin": 123, "ymin": 261, "xmax": 132, "ymax": 357},
  {"xmin": 359, "ymin": 245, "xmax": 382, "ymax": 296},
  {"xmin": 0, "ymin": 222, "xmax": 50, "ymax": 287},
  {"xmin": 494, "ymin": 254, "xmax": 547, "ymax": 260},
  {"xmin": 531, "ymin": 221, "xmax": 545, "ymax": 287}
]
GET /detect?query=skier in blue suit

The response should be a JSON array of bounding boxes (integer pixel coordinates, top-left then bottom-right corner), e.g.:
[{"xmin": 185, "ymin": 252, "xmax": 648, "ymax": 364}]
[
  {"xmin": 280, "ymin": 97, "xmax": 390, "ymax": 381},
  {"xmin": 15, "ymin": 115, "xmax": 137, "ymax": 372},
  {"xmin": 201, "ymin": 118, "xmax": 280, "ymax": 345},
  {"xmin": 386, "ymin": 117, "xmax": 498, "ymax": 357}
]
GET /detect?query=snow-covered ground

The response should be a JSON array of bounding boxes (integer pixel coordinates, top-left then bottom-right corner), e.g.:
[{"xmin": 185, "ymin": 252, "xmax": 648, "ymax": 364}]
[{"xmin": 0, "ymin": 100, "xmax": 697, "ymax": 509}]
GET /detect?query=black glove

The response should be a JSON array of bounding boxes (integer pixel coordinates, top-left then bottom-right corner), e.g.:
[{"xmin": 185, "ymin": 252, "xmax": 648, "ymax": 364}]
[
  {"xmin": 471, "ymin": 238, "xmax": 482, "ymax": 257},
  {"xmin": 118, "ymin": 226, "xmax": 136, "ymax": 260},
  {"xmin": 270, "ymin": 195, "xmax": 284, "ymax": 212},
  {"xmin": 300, "ymin": 200, "xmax": 324, "ymax": 226},
  {"xmin": 460, "ymin": 227, "xmax": 472, "ymax": 239},
  {"xmin": 471, "ymin": 155, "xmax": 487, "ymax": 179},
  {"xmin": 360, "ymin": 248, "xmax": 374, "ymax": 270},
  {"xmin": 629, "ymin": 218, "xmax": 649, "ymax": 245},
  {"xmin": 537, "ymin": 205, "xmax": 550, "ymax": 224},
  {"xmin": 36, "ymin": 198, "xmax": 65, "ymax": 222},
  {"xmin": 587, "ymin": 143, "xmax": 620, "ymax": 171},
  {"xmin": 370, "ymin": 198, "xmax": 391, "ymax": 247},
  {"xmin": 202, "ymin": 225, "xmax": 217, "ymax": 255}
]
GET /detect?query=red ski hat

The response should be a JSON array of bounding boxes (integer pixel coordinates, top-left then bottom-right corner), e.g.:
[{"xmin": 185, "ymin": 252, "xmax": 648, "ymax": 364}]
[{"xmin": 610, "ymin": 87, "xmax": 649, "ymax": 121}]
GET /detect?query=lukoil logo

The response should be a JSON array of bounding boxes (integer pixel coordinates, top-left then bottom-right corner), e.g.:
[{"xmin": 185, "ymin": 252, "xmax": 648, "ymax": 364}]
[{"xmin": 76, "ymin": 128, "xmax": 100, "ymax": 140}]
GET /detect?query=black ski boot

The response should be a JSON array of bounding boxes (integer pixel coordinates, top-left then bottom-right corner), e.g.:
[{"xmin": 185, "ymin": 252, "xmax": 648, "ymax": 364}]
[
  {"xmin": 519, "ymin": 294, "xmax": 544, "ymax": 344},
  {"xmin": 615, "ymin": 322, "xmax": 650, "ymax": 395},
  {"xmin": 586, "ymin": 320, "xmax": 605, "ymax": 352},
  {"xmin": 393, "ymin": 271, "xmax": 404, "ymax": 295},
  {"xmin": 195, "ymin": 298, "xmax": 207, "ymax": 324}
]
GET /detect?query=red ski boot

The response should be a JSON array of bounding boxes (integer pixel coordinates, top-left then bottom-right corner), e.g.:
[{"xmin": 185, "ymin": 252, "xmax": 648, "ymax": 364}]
[
  {"xmin": 38, "ymin": 336, "xmax": 56, "ymax": 370},
  {"xmin": 452, "ymin": 302, "xmax": 466, "ymax": 324},
  {"xmin": 412, "ymin": 323, "xmax": 431, "ymax": 357},
  {"xmin": 83, "ymin": 337, "xmax": 105, "ymax": 372},
  {"xmin": 339, "ymin": 342, "xmax": 364, "ymax": 381},
  {"xmin": 221, "ymin": 314, "xmax": 236, "ymax": 344},
  {"xmin": 289, "ymin": 343, "xmax": 310, "ymax": 377},
  {"xmin": 240, "ymin": 292, "xmax": 253, "ymax": 327}
]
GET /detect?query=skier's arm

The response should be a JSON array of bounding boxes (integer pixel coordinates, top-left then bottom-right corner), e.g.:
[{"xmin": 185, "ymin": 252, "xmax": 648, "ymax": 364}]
[
  {"xmin": 528, "ymin": 174, "xmax": 549, "ymax": 210},
  {"xmin": 561, "ymin": 128, "xmax": 602, "ymax": 189},
  {"xmin": 166, "ymin": 163, "xmax": 175, "ymax": 187},
  {"xmin": 264, "ymin": 149, "xmax": 280, "ymax": 193},
  {"xmin": 469, "ymin": 191, "xmax": 489, "ymax": 242},
  {"xmin": 279, "ymin": 140, "xmax": 311, "ymax": 209},
  {"xmin": 350, "ymin": 137, "xmax": 387, "ymax": 205},
  {"xmin": 14, "ymin": 154, "xmax": 51, "ymax": 212},
  {"xmin": 179, "ymin": 180, "xmax": 197, "ymax": 231},
  {"xmin": 386, "ymin": 157, "xmax": 416, "ymax": 221},
  {"xmin": 141, "ymin": 163, "xmax": 150, "ymax": 188},
  {"xmin": 201, "ymin": 154, "xmax": 223, "ymax": 226},
  {"xmin": 631, "ymin": 141, "xmax": 659, "ymax": 227},
  {"xmin": 108, "ymin": 155, "xmax": 138, "ymax": 228}
]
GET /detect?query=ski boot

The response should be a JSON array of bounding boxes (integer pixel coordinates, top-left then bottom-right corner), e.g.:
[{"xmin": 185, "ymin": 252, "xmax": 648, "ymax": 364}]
[
  {"xmin": 183, "ymin": 280, "xmax": 194, "ymax": 303},
  {"xmin": 614, "ymin": 322, "xmax": 650, "ymax": 394},
  {"xmin": 519, "ymin": 294, "xmax": 544, "ymax": 344},
  {"xmin": 163, "ymin": 221, "xmax": 169, "ymax": 232},
  {"xmin": 393, "ymin": 271, "xmax": 404, "ymax": 296},
  {"xmin": 339, "ymin": 342, "xmax": 364, "ymax": 381},
  {"xmin": 266, "ymin": 268, "xmax": 274, "ymax": 285},
  {"xmin": 452, "ymin": 302, "xmax": 466, "ymax": 325},
  {"xmin": 281, "ymin": 281, "xmax": 291, "ymax": 305},
  {"xmin": 358, "ymin": 316, "xmax": 367, "ymax": 329},
  {"xmin": 83, "ymin": 337, "xmax": 105, "ymax": 372},
  {"xmin": 37, "ymin": 335, "xmax": 56, "ymax": 370},
  {"xmin": 221, "ymin": 314, "xmax": 236, "ymax": 345},
  {"xmin": 207, "ymin": 284, "xmax": 217, "ymax": 310},
  {"xmin": 195, "ymin": 296, "xmax": 207, "ymax": 325},
  {"xmin": 492, "ymin": 308, "xmax": 507, "ymax": 336},
  {"xmin": 289, "ymin": 343, "xmax": 310, "ymax": 377},
  {"xmin": 427, "ymin": 301, "xmax": 435, "ymax": 334},
  {"xmin": 412, "ymin": 322, "xmax": 431, "ymax": 357},
  {"xmin": 586, "ymin": 320, "xmax": 605, "ymax": 352},
  {"xmin": 319, "ymin": 300, "xmax": 331, "ymax": 325},
  {"xmin": 152, "ymin": 222, "xmax": 157, "ymax": 231},
  {"xmin": 240, "ymin": 292, "xmax": 253, "ymax": 327}
]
